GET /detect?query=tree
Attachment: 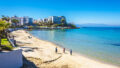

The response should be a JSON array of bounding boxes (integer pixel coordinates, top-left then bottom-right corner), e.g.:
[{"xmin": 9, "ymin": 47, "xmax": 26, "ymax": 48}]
[
  {"xmin": 1, "ymin": 15, "xmax": 10, "ymax": 22},
  {"xmin": 11, "ymin": 19, "xmax": 19, "ymax": 26},
  {"xmin": 0, "ymin": 20, "xmax": 10, "ymax": 31},
  {"xmin": 61, "ymin": 18, "xmax": 66, "ymax": 27},
  {"xmin": 68, "ymin": 23, "xmax": 76, "ymax": 28},
  {"xmin": 0, "ymin": 20, "xmax": 10, "ymax": 46},
  {"xmin": 47, "ymin": 21, "xmax": 53, "ymax": 27}
]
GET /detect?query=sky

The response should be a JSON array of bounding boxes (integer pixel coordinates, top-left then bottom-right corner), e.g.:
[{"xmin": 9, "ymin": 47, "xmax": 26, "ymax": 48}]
[{"xmin": 0, "ymin": 0, "xmax": 120, "ymax": 25}]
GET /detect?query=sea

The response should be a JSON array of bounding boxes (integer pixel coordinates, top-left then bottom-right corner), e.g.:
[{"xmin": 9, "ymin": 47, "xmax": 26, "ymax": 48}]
[{"xmin": 28, "ymin": 27, "xmax": 120, "ymax": 66}]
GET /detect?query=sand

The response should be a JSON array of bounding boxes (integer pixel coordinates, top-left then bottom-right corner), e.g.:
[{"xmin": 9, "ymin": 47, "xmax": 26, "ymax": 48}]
[{"xmin": 10, "ymin": 30, "xmax": 119, "ymax": 68}]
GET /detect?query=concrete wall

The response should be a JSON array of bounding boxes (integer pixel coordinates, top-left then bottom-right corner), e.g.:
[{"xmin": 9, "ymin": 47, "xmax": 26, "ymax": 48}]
[{"xmin": 0, "ymin": 49, "xmax": 23, "ymax": 68}]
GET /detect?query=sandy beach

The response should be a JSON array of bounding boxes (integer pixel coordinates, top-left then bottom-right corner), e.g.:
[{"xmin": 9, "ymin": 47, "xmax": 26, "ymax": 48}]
[{"xmin": 10, "ymin": 30, "xmax": 119, "ymax": 68}]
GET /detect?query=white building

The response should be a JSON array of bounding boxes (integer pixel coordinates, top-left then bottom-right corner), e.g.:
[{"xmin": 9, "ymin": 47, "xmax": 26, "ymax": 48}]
[
  {"xmin": 22, "ymin": 16, "xmax": 33, "ymax": 25},
  {"xmin": 48, "ymin": 16, "xmax": 66, "ymax": 24},
  {"xmin": 37, "ymin": 18, "xmax": 43, "ymax": 23},
  {"xmin": 10, "ymin": 16, "xmax": 33, "ymax": 26}
]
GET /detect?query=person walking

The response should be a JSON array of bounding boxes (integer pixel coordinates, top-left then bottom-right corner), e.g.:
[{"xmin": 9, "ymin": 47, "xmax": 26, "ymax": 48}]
[
  {"xmin": 70, "ymin": 49, "xmax": 72, "ymax": 55},
  {"xmin": 55, "ymin": 47, "xmax": 58, "ymax": 53},
  {"xmin": 63, "ymin": 48, "xmax": 65, "ymax": 53}
]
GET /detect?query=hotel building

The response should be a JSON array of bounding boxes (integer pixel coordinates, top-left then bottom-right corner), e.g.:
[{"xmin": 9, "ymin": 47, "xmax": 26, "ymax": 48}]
[
  {"xmin": 10, "ymin": 16, "xmax": 33, "ymax": 26},
  {"xmin": 48, "ymin": 16, "xmax": 66, "ymax": 24}
]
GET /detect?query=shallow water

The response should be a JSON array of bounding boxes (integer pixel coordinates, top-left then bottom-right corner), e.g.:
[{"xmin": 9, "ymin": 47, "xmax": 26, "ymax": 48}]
[{"xmin": 29, "ymin": 27, "xmax": 120, "ymax": 66}]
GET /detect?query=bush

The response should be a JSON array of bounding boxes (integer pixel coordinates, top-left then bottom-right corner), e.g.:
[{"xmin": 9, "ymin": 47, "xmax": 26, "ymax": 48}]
[
  {"xmin": 28, "ymin": 26, "xmax": 33, "ymax": 29},
  {"xmin": 52, "ymin": 24, "xmax": 60, "ymax": 27},
  {"xmin": 1, "ymin": 45, "xmax": 13, "ymax": 51},
  {"xmin": 70, "ymin": 24, "xmax": 76, "ymax": 28},
  {"xmin": 1, "ymin": 38, "xmax": 13, "ymax": 51},
  {"xmin": 68, "ymin": 23, "xmax": 76, "ymax": 28}
]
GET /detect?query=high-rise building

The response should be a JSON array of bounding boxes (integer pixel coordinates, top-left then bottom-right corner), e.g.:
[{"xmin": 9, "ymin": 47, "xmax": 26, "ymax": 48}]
[
  {"xmin": 48, "ymin": 16, "xmax": 66, "ymax": 24},
  {"xmin": 28, "ymin": 18, "xmax": 33, "ymax": 25},
  {"xmin": 11, "ymin": 16, "xmax": 33, "ymax": 26}
]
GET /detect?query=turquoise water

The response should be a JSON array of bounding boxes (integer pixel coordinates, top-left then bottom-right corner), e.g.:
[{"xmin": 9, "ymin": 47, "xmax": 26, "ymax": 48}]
[{"xmin": 29, "ymin": 27, "xmax": 120, "ymax": 66}]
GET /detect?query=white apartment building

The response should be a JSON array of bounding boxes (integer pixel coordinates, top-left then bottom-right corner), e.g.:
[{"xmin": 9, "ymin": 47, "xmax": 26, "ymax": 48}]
[
  {"xmin": 11, "ymin": 16, "xmax": 33, "ymax": 26},
  {"xmin": 48, "ymin": 16, "xmax": 66, "ymax": 24},
  {"xmin": 37, "ymin": 18, "xmax": 43, "ymax": 23}
]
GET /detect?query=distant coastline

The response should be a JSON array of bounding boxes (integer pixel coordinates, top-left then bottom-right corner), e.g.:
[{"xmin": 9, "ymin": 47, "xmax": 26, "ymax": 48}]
[{"xmin": 23, "ymin": 26, "xmax": 80, "ymax": 29}]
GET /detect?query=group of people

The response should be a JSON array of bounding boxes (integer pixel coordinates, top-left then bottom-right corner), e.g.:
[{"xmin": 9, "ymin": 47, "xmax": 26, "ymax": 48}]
[{"xmin": 55, "ymin": 47, "xmax": 72, "ymax": 55}]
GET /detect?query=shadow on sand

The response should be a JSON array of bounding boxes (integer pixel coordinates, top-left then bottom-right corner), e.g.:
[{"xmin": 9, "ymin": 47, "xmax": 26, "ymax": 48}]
[{"xmin": 21, "ymin": 56, "xmax": 37, "ymax": 68}]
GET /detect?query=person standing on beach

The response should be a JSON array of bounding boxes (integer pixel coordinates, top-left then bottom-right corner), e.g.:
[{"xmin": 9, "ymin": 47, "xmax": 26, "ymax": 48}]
[
  {"xmin": 70, "ymin": 49, "xmax": 72, "ymax": 55},
  {"xmin": 63, "ymin": 48, "xmax": 65, "ymax": 53},
  {"xmin": 55, "ymin": 47, "xmax": 58, "ymax": 53}
]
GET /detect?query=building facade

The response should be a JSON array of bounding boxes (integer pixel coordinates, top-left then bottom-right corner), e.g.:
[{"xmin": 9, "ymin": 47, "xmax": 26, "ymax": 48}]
[
  {"xmin": 10, "ymin": 16, "xmax": 33, "ymax": 26},
  {"xmin": 48, "ymin": 16, "xmax": 66, "ymax": 24},
  {"xmin": 28, "ymin": 18, "xmax": 33, "ymax": 25},
  {"xmin": 10, "ymin": 16, "xmax": 66, "ymax": 26},
  {"xmin": 37, "ymin": 19, "xmax": 43, "ymax": 23},
  {"xmin": 43, "ymin": 18, "xmax": 48, "ymax": 23},
  {"xmin": 11, "ymin": 16, "xmax": 21, "ymax": 26}
]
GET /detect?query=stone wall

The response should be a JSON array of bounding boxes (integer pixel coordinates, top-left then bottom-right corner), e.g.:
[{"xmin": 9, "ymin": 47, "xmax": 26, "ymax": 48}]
[{"xmin": 0, "ymin": 49, "xmax": 23, "ymax": 68}]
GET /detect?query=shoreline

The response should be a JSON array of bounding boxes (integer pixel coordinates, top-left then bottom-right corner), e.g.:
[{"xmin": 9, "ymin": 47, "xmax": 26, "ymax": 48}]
[
  {"xmin": 27, "ymin": 30, "xmax": 120, "ymax": 67},
  {"xmin": 11, "ymin": 30, "xmax": 119, "ymax": 68}
]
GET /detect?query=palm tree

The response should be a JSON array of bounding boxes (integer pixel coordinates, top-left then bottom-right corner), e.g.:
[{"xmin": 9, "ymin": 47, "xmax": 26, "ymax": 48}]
[{"xmin": 1, "ymin": 15, "xmax": 10, "ymax": 22}]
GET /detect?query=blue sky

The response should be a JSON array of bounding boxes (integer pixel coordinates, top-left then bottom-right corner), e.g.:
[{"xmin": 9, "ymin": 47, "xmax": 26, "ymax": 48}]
[{"xmin": 0, "ymin": 0, "xmax": 120, "ymax": 25}]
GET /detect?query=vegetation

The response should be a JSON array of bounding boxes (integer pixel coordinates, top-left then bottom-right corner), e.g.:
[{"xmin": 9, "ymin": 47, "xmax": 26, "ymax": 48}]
[
  {"xmin": 0, "ymin": 20, "xmax": 10, "ymax": 39},
  {"xmin": 35, "ymin": 21, "xmax": 53, "ymax": 27},
  {"xmin": 1, "ymin": 15, "xmax": 10, "ymax": 22},
  {"xmin": 28, "ymin": 26, "xmax": 34, "ymax": 29},
  {"xmin": 0, "ymin": 19, "xmax": 12, "ymax": 51},
  {"xmin": 61, "ymin": 18, "xmax": 66, "ymax": 26},
  {"xmin": 67, "ymin": 23, "xmax": 77, "ymax": 28},
  {"xmin": 0, "ymin": 20, "xmax": 10, "ymax": 30},
  {"xmin": 34, "ymin": 20, "xmax": 77, "ymax": 28},
  {"xmin": 11, "ymin": 19, "xmax": 19, "ymax": 26},
  {"xmin": 1, "ymin": 38, "xmax": 13, "ymax": 51}
]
